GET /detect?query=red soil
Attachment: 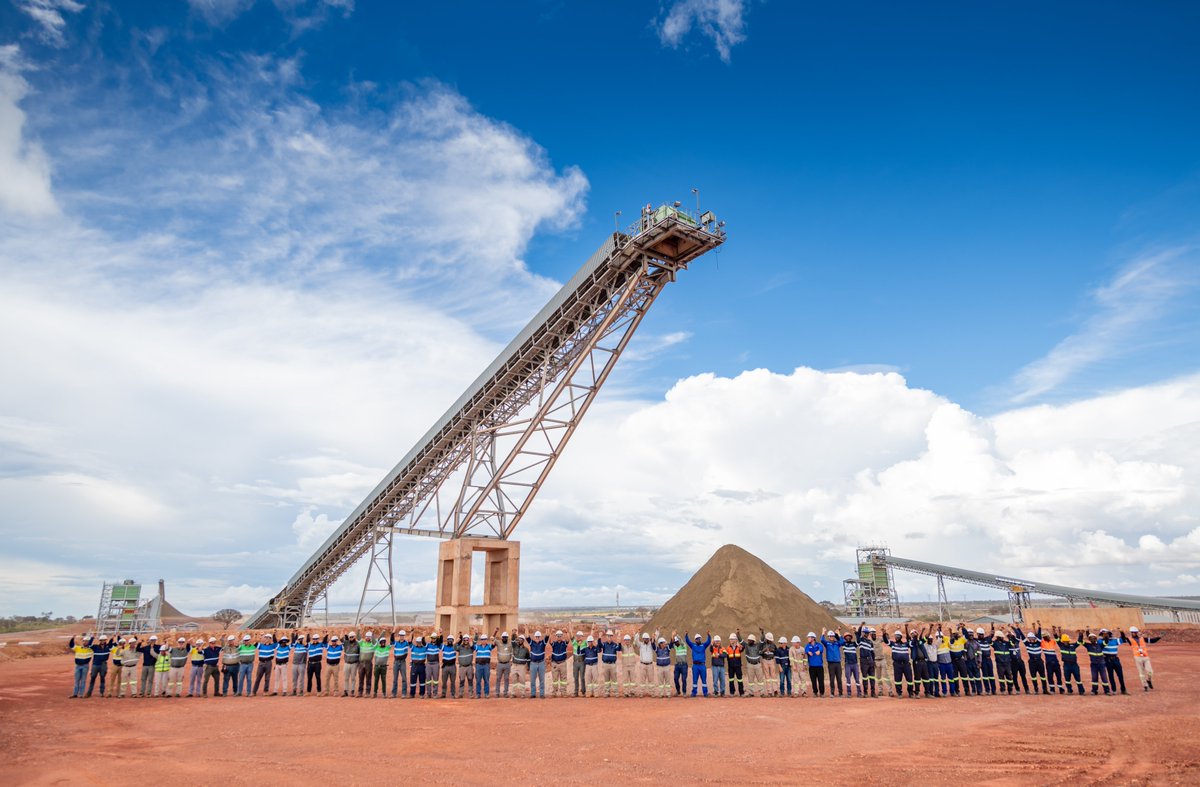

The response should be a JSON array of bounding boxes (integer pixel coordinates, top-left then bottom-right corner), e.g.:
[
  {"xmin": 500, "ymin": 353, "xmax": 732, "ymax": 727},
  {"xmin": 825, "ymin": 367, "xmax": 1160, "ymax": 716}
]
[{"xmin": 2, "ymin": 645, "xmax": 1198, "ymax": 785}]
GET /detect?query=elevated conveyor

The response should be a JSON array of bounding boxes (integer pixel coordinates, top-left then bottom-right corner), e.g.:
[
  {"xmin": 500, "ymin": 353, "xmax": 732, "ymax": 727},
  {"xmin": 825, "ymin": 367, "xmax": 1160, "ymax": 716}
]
[
  {"xmin": 878, "ymin": 553, "xmax": 1200, "ymax": 619},
  {"xmin": 245, "ymin": 204, "xmax": 725, "ymax": 628}
]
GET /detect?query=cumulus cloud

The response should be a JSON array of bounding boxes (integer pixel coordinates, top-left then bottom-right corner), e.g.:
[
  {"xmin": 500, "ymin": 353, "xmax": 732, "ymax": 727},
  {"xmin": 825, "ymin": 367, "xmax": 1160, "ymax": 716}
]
[
  {"xmin": 657, "ymin": 0, "xmax": 748, "ymax": 63},
  {"xmin": 519, "ymin": 368, "xmax": 1200, "ymax": 602},
  {"xmin": 0, "ymin": 47, "xmax": 587, "ymax": 615},
  {"xmin": 15, "ymin": 0, "xmax": 83, "ymax": 47},
  {"xmin": 1011, "ymin": 247, "xmax": 1199, "ymax": 403},
  {"xmin": 0, "ymin": 46, "xmax": 57, "ymax": 216}
]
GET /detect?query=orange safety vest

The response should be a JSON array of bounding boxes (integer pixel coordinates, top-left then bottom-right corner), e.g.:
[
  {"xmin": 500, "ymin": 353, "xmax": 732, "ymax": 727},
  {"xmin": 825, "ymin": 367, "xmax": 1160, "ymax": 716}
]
[
  {"xmin": 725, "ymin": 644, "xmax": 743, "ymax": 658},
  {"xmin": 1129, "ymin": 636, "xmax": 1151, "ymax": 658},
  {"xmin": 1040, "ymin": 638, "xmax": 1058, "ymax": 656}
]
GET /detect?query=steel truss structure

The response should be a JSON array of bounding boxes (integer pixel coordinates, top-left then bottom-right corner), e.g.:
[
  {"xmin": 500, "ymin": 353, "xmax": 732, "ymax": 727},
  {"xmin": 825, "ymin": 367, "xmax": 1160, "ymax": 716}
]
[
  {"xmin": 842, "ymin": 545, "xmax": 901, "ymax": 617},
  {"xmin": 245, "ymin": 205, "xmax": 725, "ymax": 629},
  {"xmin": 877, "ymin": 554, "xmax": 1200, "ymax": 623},
  {"xmin": 95, "ymin": 580, "xmax": 162, "ymax": 637}
]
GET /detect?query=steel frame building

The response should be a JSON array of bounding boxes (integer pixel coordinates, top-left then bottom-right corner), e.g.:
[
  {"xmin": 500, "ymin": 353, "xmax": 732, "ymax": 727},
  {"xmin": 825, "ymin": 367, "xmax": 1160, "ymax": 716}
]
[
  {"xmin": 95, "ymin": 580, "xmax": 162, "ymax": 636},
  {"xmin": 246, "ymin": 204, "xmax": 725, "ymax": 629},
  {"xmin": 843, "ymin": 545, "xmax": 901, "ymax": 617}
]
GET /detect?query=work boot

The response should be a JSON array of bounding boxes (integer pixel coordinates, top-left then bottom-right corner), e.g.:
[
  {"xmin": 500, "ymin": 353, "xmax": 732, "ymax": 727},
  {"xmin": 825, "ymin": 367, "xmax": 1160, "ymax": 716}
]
[{"xmin": 1148, "ymin": 679, "xmax": 1154, "ymax": 689}]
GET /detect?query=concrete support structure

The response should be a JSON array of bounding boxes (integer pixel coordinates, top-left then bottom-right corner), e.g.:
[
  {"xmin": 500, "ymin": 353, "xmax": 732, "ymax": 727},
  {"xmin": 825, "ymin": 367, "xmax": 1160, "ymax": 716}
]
[{"xmin": 435, "ymin": 538, "xmax": 519, "ymax": 635}]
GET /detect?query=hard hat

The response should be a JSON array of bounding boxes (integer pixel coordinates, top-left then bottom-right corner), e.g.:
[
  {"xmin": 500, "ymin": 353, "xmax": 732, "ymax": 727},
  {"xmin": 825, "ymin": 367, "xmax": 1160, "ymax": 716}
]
[
  {"xmin": 242, "ymin": 634, "xmax": 251, "ymax": 641},
  {"xmin": 894, "ymin": 631, "xmax": 903, "ymax": 637},
  {"xmin": 149, "ymin": 635, "xmax": 158, "ymax": 640},
  {"xmin": 976, "ymin": 627, "xmax": 985, "ymax": 634},
  {"xmin": 1060, "ymin": 635, "xmax": 1071, "ymax": 643},
  {"xmin": 729, "ymin": 633, "xmax": 737, "ymax": 641},
  {"xmin": 1099, "ymin": 628, "xmax": 1110, "ymax": 633},
  {"xmin": 765, "ymin": 632, "xmax": 774, "ymax": 641},
  {"xmin": 623, "ymin": 634, "xmax": 631, "ymax": 640},
  {"xmin": 1026, "ymin": 633, "xmax": 1036, "ymax": 639},
  {"xmin": 747, "ymin": 634, "xmax": 757, "ymax": 642},
  {"xmin": 641, "ymin": 633, "xmax": 650, "ymax": 639},
  {"xmin": 605, "ymin": 630, "xmax": 613, "ymax": 636},
  {"xmin": 806, "ymin": 633, "xmax": 815, "ymax": 640},
  {"xmin": 365, "ymin": 631, "xmax": 374, "ymax": 637},
  {"xmin": 480, "ymin": 634, "xmax": 488, "ymax": 639},
  {"xmin": 331, "ymin": 635, "xmax": 339, "ymax": 641},
  {"xmin": 502, "ymin": 631, "xmax": 509, "ymax": 638},
  {"xmin": 397, "ymin": 630, "xmax": 406, "ymax": 636},
  {"xmin": 576, "ymin": 631, "xmax": 584, "ymax": 637},
  {"xmin": 208, "ymin": 637, "xmax": 217, "ymax": 642},
  {"xmin": 658, "ymin": 638, "xmax": 666, "ymax": 644},
  {"xmin": 533, "ymin": 631, "xmax": 543, "ymax": 638},
  {"xmin": 118, "ymin": 638, "xmax": 127, "ymax": 643},
  {"xmin": 98, "ymin": 635, "xmax": 108, "ymax": 640},
  {"xmin": 348, "ymin": 632, "xmax": 357, "ymax": 637},
  {"xmin": 227, "ymin": 635, "xmax": 235, "ymax": 641},
  {"xmin": 555, "ymin": 630, "xmax": 564, "ymax": 636},
  {"xmin": 1130, "ymin": 626, "xmax": 1139, "ymax": 633},
  {"xmin": 177, "ymin": 637, "xmax": 186, "ymax": 643},
  {"xmin": 586, "ymin": 635, "xmax": 595, "ymax": 642},
  {"xmin": 713, "ymin": 635, "xmax": 722, "ymax": 642}
]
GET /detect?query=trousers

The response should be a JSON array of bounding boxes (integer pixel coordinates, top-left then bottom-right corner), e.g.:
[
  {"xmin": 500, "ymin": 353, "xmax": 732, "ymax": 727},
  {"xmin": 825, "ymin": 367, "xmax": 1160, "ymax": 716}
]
[
  {"xmin": 843, "ymin": 661, "xmax": 861, "ymax": 695},
  {"xmin": 551, "ymin": 661, "xmax": 569, "ymax": 696},
  {"xmin": 690, "ymin": 663, "xmax": 708, "ymax": 696},
  {"xmin": 827, "ymin": 662, "xmax": 843, "ymax": 694},
  {"xmin": 237, "ymin": 662, "xmax": 252, "ymax": 695},
  {"xmin": 727, "ymin": 660, "xmax": 744, "ymax": 695},
  {"xmin": 426, "ymin": 659, "xmax": 440, "ymax": 695},
  {"xmin": 222, "ymin": 666, "xmax": 239, "ymax": 696},
  {"xmin": 601, "ymin": 662, "xmax": 619, "ymax": 697},
  {"xmin": 1063, "ymin": 660, "xmax": 1083, "ymax": 691},
  {"xmin": 979, "ymin": 655, "xmax": 996, "ymax": 694},
  {"xmin": 392, "ymin": 657, "xmax": 407, "ymax": 697},
  {"xmin": 512, "ymin": 663, "xmax": 528, "ymax": 696},
  {"xmin": 893, "ymin": 659, "xmax": 914, "ymax": 695},
  {"xmin": 86, "ymin": 663, "xmax": 107, "ymax": 697},
  {"xmin": 673, "ymin": 662, "xmax": 688, "ymax": 694},
  {"xmin": 441, "ymin": 663, "xmax": 456, "ymax": 697},
  {"xmin": 1044, "ymin": 656, "xmax": 1062, "ymax": 692},
  {"xmin": 1105, "ymin": 656, "xmax": 1126, "ymax": 693},
  {"xmin": 1134, "ymin": 655, "xmax": 1153, "ymax": 688},
  {"xmin": 290, "ymin": 661, "xmax": 306, "ymax": 695},
  {"xmin": 409, "ymin": 660, "xmax": 426, "ymax": 696},
  {"xmin": 496, "ymin": 662, "xmax": 511, "ymax": 696},
  {"xmin": 808, "ymin": 665, "xmax": 824, "ymax": 696},
  {"xmin": 271, "ymin": 662, "xmax": 288, "ymax": 694},
  {"xmin": 72, "ymin": 664, "xmax": 88, "ymax": 697},
  {"xmin": 860, "ymin": 657, "xmax": 876, "ymax": 696},
  {"xmin": 712, "ymin": 665, "xmax": 727, "ymax": 695},
  {"xmin": 777, "ymin": 664, "xmax": 791, "ymax": 695},
  {"xmin": 1089, "ymin": 660, "xmax": 1110, "ymax": 693},
  {"xmin": 326, "ymin": 663, "xmax": 342, "ymax": 696},
  {"xmin": 475, "ymin": 663, "xmax": 490, "ymax": 697},
  {"xmin": 529, "ymin": 661, "xmax": 546, "ymax": 697},
  {"xmin": 305, "ymin": 661, "xmax": 322, "ymax": 693},
  {"xmin": 252, "ymin": 662, "xmax": 271, "ymax": 695}
]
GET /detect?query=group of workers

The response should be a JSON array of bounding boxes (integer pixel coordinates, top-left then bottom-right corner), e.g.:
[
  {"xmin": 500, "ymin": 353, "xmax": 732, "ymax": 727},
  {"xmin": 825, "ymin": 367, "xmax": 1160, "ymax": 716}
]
[{"xmin": 66, "ymin": 621, "xmax": 1160, "ymax": 700}]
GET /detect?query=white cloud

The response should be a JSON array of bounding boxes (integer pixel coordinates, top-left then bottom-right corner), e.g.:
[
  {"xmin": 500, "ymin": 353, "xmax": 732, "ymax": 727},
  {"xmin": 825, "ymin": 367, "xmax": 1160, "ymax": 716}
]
[
  {"xmin": 188, "ymin": 0, "xmax": 354, "ymax": 28},
  {"xmin": 658, "ymin": 0, "xmax": 748, "ymax": 63},
  {"xmin": 517, "ymin": 367, "xmax": 1200, "ymax": 603},
  {"xmin": 0, "ymin": 46, "xmax": 57, "ymax": 216},
  {"xmin": 0, "ymin": 49, "xmax": 588, "ymax": 616},
  {"xmin": 1010, "ymin": 247, "xmax": 1198, "ymax": 403},
  {"xmin": 15, "ymin": 0, "xmax": 83, "ymax": 47}
]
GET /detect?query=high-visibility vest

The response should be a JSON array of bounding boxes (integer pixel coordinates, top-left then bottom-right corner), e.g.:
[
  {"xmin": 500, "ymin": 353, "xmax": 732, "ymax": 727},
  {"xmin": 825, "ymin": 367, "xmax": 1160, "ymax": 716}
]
[
  {"xmin": 1040, "ymin": 638, "xmax": 1058, "ymax": 657},
  {"xmin": 1130, "ymin": 637, "xmax": 1151, "ymax": 658}
]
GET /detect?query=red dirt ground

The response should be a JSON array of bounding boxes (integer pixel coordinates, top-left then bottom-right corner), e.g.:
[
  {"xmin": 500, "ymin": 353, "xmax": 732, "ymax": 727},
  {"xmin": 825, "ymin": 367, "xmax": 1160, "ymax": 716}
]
[{"xmin": 2, "ymin": 646, "xmax": 1198, "ymax": 785}]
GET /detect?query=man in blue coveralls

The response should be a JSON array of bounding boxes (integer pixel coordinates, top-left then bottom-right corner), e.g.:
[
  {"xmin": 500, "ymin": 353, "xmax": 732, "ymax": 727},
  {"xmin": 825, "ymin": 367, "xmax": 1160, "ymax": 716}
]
[{"xmin": 682, "ymin": 631, "xmax": 712, "ymax": 697}]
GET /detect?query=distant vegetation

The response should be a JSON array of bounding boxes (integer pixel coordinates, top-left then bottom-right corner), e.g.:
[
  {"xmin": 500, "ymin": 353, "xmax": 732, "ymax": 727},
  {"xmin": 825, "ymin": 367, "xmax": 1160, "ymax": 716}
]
[{"xmin": 0, "ymin": 613, "xmax": 82, "ymax": 633}]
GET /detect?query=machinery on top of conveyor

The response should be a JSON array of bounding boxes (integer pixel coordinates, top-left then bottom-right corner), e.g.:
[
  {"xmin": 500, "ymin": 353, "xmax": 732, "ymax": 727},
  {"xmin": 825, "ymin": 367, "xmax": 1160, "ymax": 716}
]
[{"xmin": 245, "ymin": 203, "xmax": 726, "ymax": 630}]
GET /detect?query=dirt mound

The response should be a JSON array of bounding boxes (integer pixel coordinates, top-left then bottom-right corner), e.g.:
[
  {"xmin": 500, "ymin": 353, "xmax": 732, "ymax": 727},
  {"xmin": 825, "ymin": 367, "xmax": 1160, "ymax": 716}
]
[
  {"xmin": 644, "ymin": 544, "xmax": 843, "ymax": 640},
  {"xmin": 158, "ymin": 597, "xmax": 190, "ymax": 619}
]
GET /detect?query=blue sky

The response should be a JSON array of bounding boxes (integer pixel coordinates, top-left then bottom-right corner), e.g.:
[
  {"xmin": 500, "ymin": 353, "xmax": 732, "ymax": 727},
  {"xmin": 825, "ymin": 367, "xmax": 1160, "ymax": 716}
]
[{"xmin": 1, "ymin": 0, "xmax": 1199, "ymax": 616}]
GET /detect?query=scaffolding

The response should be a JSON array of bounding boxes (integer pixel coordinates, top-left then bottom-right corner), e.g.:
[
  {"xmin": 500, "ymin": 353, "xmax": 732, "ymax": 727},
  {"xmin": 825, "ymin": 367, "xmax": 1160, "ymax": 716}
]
[
  {"xmin": 95, "ymin": 580, "xmax": 162, "ymax": 636},
  {"xmin": 843, "ymin": 546, "xmax": 901, "ymax": 617}
]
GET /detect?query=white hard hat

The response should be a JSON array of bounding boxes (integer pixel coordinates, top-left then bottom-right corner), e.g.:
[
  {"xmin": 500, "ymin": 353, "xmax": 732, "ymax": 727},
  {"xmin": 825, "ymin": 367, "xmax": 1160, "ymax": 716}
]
[
  {"xmin": 365, "ymin": 631, "xmax": 374, "ymax": 637},
  {"xmin": 242, "ymin": 634, "xmax": 251, "ymax": 641},
  {"xmin": 586, "ymin": 635, "xmax": 595, "ymax": 642},
  {"xmin": 729, "ymin": 633, "xmax": 737, "ymax": 641},
  {"xmin": 555, "ymin": 630, "xmax": 564, "ymax": 636},
  {"xmin": 533, "ymin": 631, "xmax": 543, "ymax": 638},
  {"xmin": 98, "ymin": 635, "xmax": 108, "ymax": 640},
  {"xmin": 894, "ymin": 630, "xmax": 903, "ymax": 636},
  {"xmin": 623, "ymin": 634, "xmax": 631, "ymax": 640},
  {"xmin": 148, "ymin": 635, "xmax": 157, "ymax": 640},
  {"xmin": 208, "ymin": 637, "xmax": 217, "ymax": 642},
  {"xmin": 118, "ymin": 638, "xmax": 127, "ymax": 643},
  {"xmin": 576, "ymin": 631, "xmax": 584, "ymax": 637},
  {"xmin": 177, "ymin": 637, "xmax": 186, "ymax": 643},
  {"xmin": 1130, "ymin": 626, "xmax": 1139, "ymax": 633},
  {"xmin": 414, "ymin": 635, "xmax": 424, "ymax": 642},
  {"xmin": 641, "ymin": 633, "xmax": 650, "ymax": 639},
  {"xmin": 1026, "ymin": 632, "xmax": 1036, "ymax": 639},
  {"xmin": 501, "ymin": 631, "xmax": 509, "ymax": 638},
  {"xmin": 658, "ymin": 638, "xmax": 666, "ymax": 644},
  {"xmin": 227, "ymin": 635, "xmax": 235, "ymax": 641},
  {"xmin": 480, "ymin": 634, "xmax": 488, "ymax": 639},
  {"xmin": 331, "ymin": 635, "xmax": 339, "ymax": 641},
  {"xmin": 398, "ymin": 630, "xmax": 407, "ymax": 636},
  {"xmin": 713, "ymin": 635, "xmax": 722, "ymax": 642},
  {"xmin": 747, "ymin": 634, "xmax": 757, "ymax": 642},
  {"xmin": 805, "ymin": 633, "xmax": 815, "ymax": 640},
  {"xmin": 605, "ymin": 630, "xmax": 614, "ymax": 636},
  {"xmin": 765, "ymin": 632, "xmax": 774, "ymax": 641},
  {"xmin": 976, "ymin": 627, "xmax": 985, "ymax": 634}
]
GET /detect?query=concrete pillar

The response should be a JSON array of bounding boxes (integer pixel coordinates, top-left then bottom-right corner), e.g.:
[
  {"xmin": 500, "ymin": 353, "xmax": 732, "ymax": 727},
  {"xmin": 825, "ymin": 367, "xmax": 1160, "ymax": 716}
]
[{"xmin": 435, "ymin": 538, "xmax": 519, "ymax": 636}]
